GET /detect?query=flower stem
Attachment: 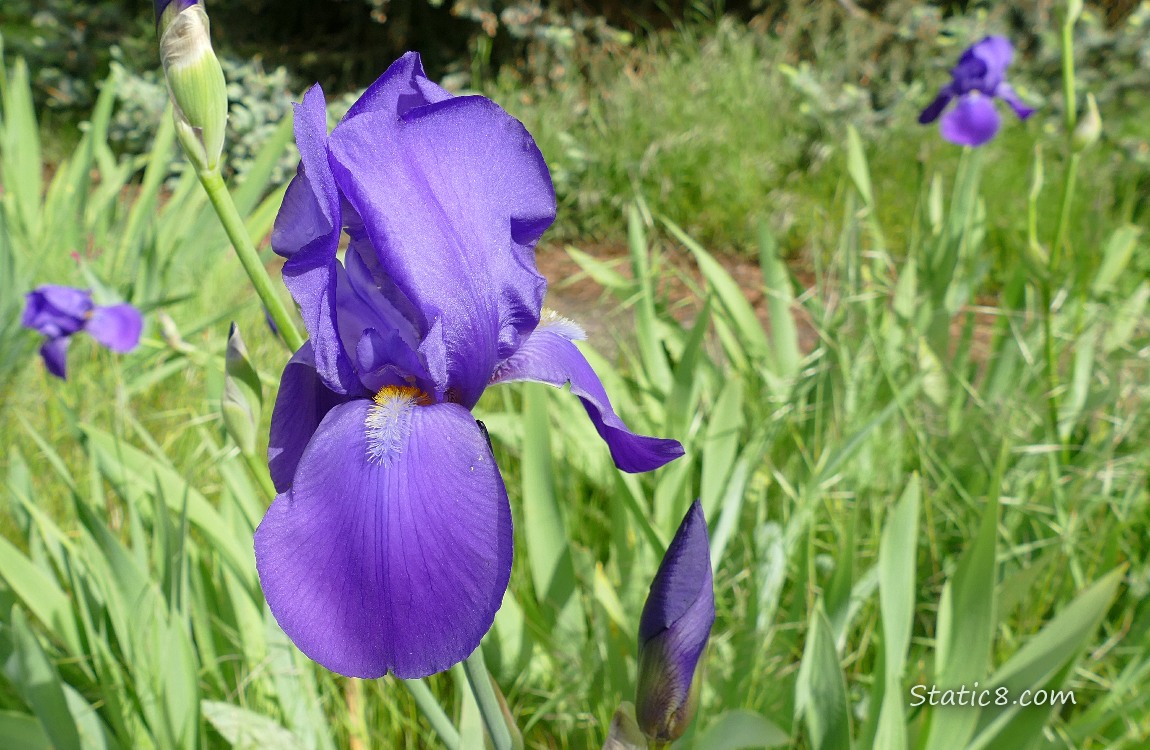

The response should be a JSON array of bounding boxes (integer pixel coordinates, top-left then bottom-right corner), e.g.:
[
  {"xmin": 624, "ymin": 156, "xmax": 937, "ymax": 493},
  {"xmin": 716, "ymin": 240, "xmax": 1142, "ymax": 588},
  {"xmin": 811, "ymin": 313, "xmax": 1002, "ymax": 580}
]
[
  {"xmin": 402, "ymin": 678, "xmax": 461, "ymax": 750},
  {"xmin": 1050, "ymin": 152, "xmax": 1080, "ymax": 280},
  {"xmin": 197, "ymin": 169, "xmax": 304, "ymax": 353},
  {"xmin": 1045, "ymin": 0, "xmax": 1082, "ymax": 463},
  {"xmin": 1061, "ymin": 3, "xmax": 1079, "ymax": 135},
  {"xmin": 462, "ymin": 647, "xmax": 513, "ymax": 750},
  {"xmin": 239, "ymin": 446, "xmax": 278, "ymax": 501}
]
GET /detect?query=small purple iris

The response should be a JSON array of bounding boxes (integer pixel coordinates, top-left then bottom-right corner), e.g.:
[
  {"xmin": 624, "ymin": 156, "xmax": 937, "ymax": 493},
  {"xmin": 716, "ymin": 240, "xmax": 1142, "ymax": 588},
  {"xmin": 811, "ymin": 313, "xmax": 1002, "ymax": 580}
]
[
  {"xmin": 256, "ymin": 52, "xmax": 684, "ymax": 680},
  {"xmin": 918, "ymin": 36, "xmax": 1035, "ymax": 147},
  {"xmin": 21, "ymin": 286, "xmax": 143, "ymax": 380},
  {"xmin": 635, "ymin": 500, "xmax": 715, "ymax": 742}
]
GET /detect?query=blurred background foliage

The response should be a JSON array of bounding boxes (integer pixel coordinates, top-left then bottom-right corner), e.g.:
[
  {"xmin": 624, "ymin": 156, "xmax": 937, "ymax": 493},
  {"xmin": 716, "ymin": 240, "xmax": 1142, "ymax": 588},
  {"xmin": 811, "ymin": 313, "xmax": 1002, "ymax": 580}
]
[
  {"xmin": 3, "ymin": 1, "xmax": 1150, "ymax": 748},
  {"xmin": 2, "ymin": 0, "xmax": 1148, "ymax": 248}
]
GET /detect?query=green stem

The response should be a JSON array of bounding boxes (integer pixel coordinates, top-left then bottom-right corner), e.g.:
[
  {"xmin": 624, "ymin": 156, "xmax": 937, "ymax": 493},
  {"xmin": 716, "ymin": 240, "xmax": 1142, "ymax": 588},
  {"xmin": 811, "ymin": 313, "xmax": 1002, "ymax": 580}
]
[
  {"xmin": 1061, "ymin": 6, "xmax": 1078, "ymax": 135},
  {"xmin": 1042, "ymin": 0, "xmax": 1082, "ymax": 464},
  {"xmin": 402, "ymin": 679, "xmax": 461, "ymax": 750},
  {"xmin": 197, "ymin": 169, "xmax": 304, "ymax": 352},
  {"xmin": 462, "ymin": 648, "xmax": 513, "ymax": 750},
  {"xmin": 1040, "ymin": 283, "xmax": 1062, "ymax": 449},
  {"xmin": 240, "ymin": 447, "xmax": 277, "ymax": 501}
]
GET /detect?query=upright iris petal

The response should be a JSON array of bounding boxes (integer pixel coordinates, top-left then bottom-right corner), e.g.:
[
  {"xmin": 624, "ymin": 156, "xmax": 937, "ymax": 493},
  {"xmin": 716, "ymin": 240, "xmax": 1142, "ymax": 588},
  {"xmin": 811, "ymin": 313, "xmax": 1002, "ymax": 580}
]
[
  {"xmin": 258, "ymin": 53, "xmax": 683, "ymax": 679},
  {"xmin": 635, "ymin": 500, "xmax": 715, "ymax": 743},
  {"xmin": 918, "ymin": 36, "xmax": 1034, "ymax": 147},
  {"xmin": 21, "ymin": 285, "xmax": 143, "ymax": 380}
]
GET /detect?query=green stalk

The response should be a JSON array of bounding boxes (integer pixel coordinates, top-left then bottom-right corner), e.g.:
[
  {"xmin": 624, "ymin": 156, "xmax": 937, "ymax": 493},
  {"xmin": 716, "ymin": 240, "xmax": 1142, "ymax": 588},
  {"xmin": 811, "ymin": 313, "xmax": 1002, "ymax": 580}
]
[
  {"xmin": 198, "ymin": 169, "xmax": 304, "ymax": 353},
  {"xmin": 1061, "ymin": 4, "xmax": 1079, "ymax": 135},
  {"xmin": 1050, "ymin": 153, "xmax": 1080, "ymax": 279},
  {"xmin": 1051, "ymin": 0, "xmax": 1081, "ymax": 280},
  {"xmin": 239, "ymin": 447, "xmax": 277, "ymax": 501},
  {"xmin": 462, "ymin": 648, "xmax": 513, "ymax": 750},
  {"xmin": 1045, "ymin": 0, "xmax": 1081, "ymax": 461},
  {"xmin": 1040, "ymin": 284, "xmax": 1062, "ymax": 452},
  {"xmin": 402, "ymin": 679, "xmax": 461, "ymax": 750}
]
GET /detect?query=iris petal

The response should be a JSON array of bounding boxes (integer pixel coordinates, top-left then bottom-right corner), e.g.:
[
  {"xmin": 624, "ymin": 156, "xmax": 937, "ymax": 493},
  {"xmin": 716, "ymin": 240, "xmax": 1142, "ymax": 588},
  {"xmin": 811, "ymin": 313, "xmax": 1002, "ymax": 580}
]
[
  {"xmin": 273, "ymin": 85, "xmax": 362, "ymax": 395},
  {"xmin": 85, "ymin": 304, "xmax": 143, "ymax": 352},
  {"xmin": 255, "ymin": 398, "xmax": 512, "ymax": 678},
  {"xmin": 267, "ymin": 343, "xmax": 357, "ymax": 492},
  {"xmin": 22, "ymin": 286, "xmax": 92, "ymax": 337},
  {"xmin": 329, "ymin": 89, "xmax": 555, "ymax": 408},
  {"xmin": 994, "ymin": 82, "xmax": 1035, "ymax": 121},
  {"xmin": 917, "ymin": 87, "xmax": 954, "ymax": 125},
  {"xmin": 490, "ymin": 319, "xmax": 684, "ymax": 472},
  {"xmin": 39, "ymin": 337, "xmax": 71, "ymax": 380},
  {"xmin": 940, "ymin": 93, "xmax": 1001, "ymax": 147},
  {"xmin": 969, "ymin": 36, "xmax": 1013, "ymax": 91},
  {"xmin": 339, "ymin": 51, "xmax": 452, "ymax": 123}
]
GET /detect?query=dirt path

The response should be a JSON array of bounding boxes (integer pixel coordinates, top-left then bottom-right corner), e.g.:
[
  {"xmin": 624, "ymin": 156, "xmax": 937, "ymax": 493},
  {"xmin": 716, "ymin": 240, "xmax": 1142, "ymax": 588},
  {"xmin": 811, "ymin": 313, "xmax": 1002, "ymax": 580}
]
[{"xmin": 534, "ymin": 241, "xmax": 823, "ymax": 355}]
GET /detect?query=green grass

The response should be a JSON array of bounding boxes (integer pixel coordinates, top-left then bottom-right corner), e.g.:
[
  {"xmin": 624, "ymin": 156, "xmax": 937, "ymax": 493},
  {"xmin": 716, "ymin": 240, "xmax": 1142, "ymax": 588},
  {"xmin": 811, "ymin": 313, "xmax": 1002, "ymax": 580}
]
[
  {"xmin": 492, "ymin": 17, "xmax": 1149, "ymax": 263},
  {"xmin": 2, "ymin": 12, "xmax": 1150, "ymax": 750}
]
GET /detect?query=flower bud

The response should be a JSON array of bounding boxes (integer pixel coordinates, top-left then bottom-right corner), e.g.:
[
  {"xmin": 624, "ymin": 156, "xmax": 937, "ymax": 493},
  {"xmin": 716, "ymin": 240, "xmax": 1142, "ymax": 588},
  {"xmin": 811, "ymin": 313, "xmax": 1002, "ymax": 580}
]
[
  {"xmin": 635, "ymin": 500, "xmax": 715, "ymax": 743},
  {"xmin": 156, "ymin": 0, "xmax": 228, "ymax": 172},
  {"xmin": 221, "ymin": 323, "xmax": 262, "ymax": 454},
  {"xmin": 1072, "ymin": 93, "xmax": 1101, "ymax": 153},
  {"xmin": 1066, "ymin": 0, "xmax": 1083, "ymax": 27}
]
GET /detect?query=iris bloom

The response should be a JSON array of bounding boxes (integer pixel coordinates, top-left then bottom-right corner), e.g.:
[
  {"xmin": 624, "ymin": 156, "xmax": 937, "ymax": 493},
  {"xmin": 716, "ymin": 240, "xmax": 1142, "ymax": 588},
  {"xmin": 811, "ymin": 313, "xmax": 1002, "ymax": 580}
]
[
  {"xmin": 635, "ymin": 500, "xmax": 715, "ymax": 742},
  {"xmin": 918, "ymin": 36, "xmax": 1034, "ymax": 147},
  {"xmin": 255, "ymin": 53, "xmax": 683, "ymax": 679},
  {"xmin": 21, "ymin": 286, "xmax": 142, "ymax": 380}
]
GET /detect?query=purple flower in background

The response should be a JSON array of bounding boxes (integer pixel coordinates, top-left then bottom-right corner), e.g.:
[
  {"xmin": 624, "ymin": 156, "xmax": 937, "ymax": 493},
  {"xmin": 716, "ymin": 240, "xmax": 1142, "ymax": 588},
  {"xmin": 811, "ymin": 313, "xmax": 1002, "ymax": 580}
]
[
  {"xmin": 635, "ymin": 500, "xmax": 715, "ymax": 742},
  {"xmin": 21, "ymin": 286, "xmax": 143, "ymax": 380},
  {"xmin": 256, "ymin": 52, "xmax": 684, "ymax": 680},
  {"xmin": 918, "ymin": 36, "xmax": 1034, "ymax": 147}
]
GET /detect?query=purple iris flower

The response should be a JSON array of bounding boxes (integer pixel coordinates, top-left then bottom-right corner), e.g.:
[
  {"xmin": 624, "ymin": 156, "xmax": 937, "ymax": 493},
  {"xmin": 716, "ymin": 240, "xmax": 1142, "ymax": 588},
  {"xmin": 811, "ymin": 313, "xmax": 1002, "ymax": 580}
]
[
  {"xmin": 635, "ymin": 500, "xmax": 715, "ymax": 742},
  {"xmin": 255, "ymin": 52, "xmax": 684, "ymax": 680},
  {"xmin": 918, "ymin": 36, "xmax": 1035, "ymax": 147},
  {"xmin": 21, "ymin": 286, "xmax": 143, "ymax": 380}
]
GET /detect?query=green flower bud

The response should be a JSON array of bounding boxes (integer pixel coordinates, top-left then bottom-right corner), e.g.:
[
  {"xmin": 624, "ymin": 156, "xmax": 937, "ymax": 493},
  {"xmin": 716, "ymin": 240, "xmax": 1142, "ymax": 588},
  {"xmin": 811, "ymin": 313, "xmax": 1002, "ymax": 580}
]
[
  {"xmin": 157, "ymin": 0, "xmax": 228, "ymax": 172},
  {"xmin": 221, "ymin": 323, "xmax": 262, "ymax": 454},
  {"xmin": 1072, "ymin": 93, "xmax": 1102, "ymax": 152}
]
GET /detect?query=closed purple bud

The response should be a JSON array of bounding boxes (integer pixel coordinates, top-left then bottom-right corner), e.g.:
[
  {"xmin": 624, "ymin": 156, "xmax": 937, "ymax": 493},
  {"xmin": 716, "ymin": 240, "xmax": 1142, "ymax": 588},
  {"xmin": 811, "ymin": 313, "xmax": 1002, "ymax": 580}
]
[{"xmin": 635, "ymin": 500, "xmax": 715, "ymax": 742}]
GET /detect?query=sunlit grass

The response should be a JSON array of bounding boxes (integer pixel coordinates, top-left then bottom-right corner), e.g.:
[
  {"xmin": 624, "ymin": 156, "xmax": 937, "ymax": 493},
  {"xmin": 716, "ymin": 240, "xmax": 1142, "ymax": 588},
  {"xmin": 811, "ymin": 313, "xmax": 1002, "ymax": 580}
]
[{"xmin": 2, "ymin": 13, "xmax": 1149, "ymax": 750}]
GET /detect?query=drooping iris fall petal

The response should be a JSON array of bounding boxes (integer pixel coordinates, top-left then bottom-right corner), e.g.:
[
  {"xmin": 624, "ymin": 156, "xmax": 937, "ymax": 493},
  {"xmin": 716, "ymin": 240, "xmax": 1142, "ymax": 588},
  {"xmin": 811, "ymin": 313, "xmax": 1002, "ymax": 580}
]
[
  {"xmin": 490, "ymin": 317, "xmax": 684, "ymax": 473},
  {"xmin": 256, "ymin": 396, "xmax": 512, "ymax": 679},
  {"xmin": 940, "ymin": 93, "xmax": 1001, "ymax": 147},
  {"xmin": 86, "ymin": 304, "xmax": 144, "ymax": 352}
]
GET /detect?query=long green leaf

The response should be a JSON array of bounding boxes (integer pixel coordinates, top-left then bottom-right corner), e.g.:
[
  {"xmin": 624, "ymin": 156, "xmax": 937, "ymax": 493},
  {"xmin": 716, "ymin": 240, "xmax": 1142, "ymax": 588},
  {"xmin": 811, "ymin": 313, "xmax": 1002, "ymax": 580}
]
[
  {"xmin": 5, "ymin": 609, "xmax": 82, "ymax": 750},
  {"xmin": 795, "ymin": 605, "xmax": 853, "ymax": 750}
]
